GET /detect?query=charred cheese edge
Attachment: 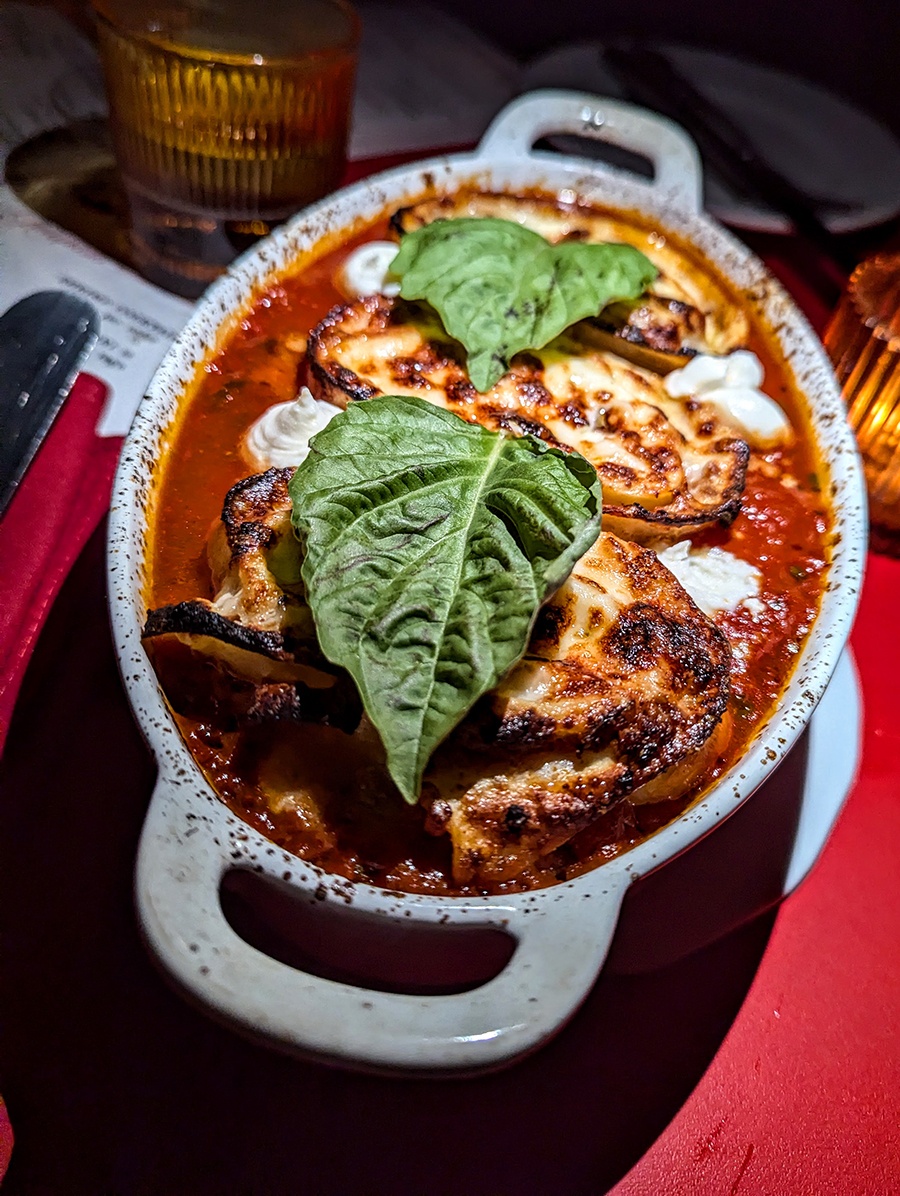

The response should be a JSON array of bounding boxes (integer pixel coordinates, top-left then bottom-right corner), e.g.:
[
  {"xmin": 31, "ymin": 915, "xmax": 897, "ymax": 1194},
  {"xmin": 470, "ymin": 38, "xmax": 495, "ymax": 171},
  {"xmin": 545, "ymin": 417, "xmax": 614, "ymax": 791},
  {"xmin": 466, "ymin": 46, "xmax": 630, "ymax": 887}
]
[
  {"xmin": 423, "ymin": 531, "xmax": 731, "ymax": 883},
  {"xmin": 307, "ymin": 295, "xmax": 749, "ymax": 541},
  {"xmin": 143, "ymin": 469, "xmax": 362, "ymax": 731}
]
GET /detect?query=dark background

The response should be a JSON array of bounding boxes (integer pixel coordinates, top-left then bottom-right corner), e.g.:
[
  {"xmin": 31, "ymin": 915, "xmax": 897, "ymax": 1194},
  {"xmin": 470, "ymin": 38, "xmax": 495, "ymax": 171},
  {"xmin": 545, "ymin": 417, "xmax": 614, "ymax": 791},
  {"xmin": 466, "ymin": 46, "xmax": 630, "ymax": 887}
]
[
  {"xmin": 426, "ymin": 0, "xmax": 899, "ymax": 135},
  {"xmin": 44, "ymin": 0, "xmax": 900, "ymax": 137}
]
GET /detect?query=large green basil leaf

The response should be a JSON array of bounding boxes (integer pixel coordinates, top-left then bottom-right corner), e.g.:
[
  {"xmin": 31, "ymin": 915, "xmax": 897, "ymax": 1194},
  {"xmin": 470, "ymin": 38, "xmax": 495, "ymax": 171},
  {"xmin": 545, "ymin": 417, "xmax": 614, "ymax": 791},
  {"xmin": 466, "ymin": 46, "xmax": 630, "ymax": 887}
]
[
  {"xmin": 389, "ymin": 216, "xmax": 657, "ymax": 391},
  {"xmin": 289, "ymin": 395, "xmax": 601, "ymax": 803}
]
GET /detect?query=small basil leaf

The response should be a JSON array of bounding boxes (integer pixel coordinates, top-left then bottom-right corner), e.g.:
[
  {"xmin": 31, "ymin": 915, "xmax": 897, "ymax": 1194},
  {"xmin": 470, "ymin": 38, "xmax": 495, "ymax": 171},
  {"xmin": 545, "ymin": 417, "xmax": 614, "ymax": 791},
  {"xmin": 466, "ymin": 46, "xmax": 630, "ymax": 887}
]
[
  {"xmin": 389, "ymin": 216, "xmax": 658, "ymax": 391},
  {"xmin": 289, "ymin": 395, "xmax": 601, "ymax": 803}
]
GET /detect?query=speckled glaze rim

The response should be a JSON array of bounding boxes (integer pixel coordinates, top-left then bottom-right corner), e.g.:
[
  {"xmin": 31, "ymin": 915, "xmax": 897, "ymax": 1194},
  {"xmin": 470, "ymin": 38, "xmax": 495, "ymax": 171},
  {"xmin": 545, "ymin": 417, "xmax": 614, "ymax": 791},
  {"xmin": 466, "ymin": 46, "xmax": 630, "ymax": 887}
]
[{"xmin": 108, "ymin": 91, "xmax": 867, "ymax": 1076}]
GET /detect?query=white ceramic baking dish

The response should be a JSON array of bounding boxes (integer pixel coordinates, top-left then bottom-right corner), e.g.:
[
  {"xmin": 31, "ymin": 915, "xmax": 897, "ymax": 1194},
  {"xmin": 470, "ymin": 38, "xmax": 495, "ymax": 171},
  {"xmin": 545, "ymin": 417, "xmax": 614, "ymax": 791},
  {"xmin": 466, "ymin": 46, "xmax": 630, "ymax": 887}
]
[{"xmin": 108, "ymin": 91, "xmax": 867, "ymax": 1076}]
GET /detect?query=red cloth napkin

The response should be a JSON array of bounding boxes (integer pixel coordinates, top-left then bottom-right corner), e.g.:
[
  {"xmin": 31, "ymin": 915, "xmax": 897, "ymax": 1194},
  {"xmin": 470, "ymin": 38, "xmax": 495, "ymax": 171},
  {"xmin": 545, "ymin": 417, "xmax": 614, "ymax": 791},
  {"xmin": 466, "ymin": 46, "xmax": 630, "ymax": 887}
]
[
  {"xmin": 0, "ymin": 372, "xmax": 118, "ymax": 1174},
  {"xmin": 0, "ymin": 373, "xmax": 121, "ymax": 754}
]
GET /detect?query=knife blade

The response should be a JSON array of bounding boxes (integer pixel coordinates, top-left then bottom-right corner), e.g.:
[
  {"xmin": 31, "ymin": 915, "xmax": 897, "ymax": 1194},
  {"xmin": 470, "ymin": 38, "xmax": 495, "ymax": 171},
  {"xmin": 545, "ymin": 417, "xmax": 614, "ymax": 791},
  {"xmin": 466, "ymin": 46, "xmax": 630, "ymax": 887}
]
[{"xmin": 0, "ymin": 290, "xmax": 100, "ymax": 519}]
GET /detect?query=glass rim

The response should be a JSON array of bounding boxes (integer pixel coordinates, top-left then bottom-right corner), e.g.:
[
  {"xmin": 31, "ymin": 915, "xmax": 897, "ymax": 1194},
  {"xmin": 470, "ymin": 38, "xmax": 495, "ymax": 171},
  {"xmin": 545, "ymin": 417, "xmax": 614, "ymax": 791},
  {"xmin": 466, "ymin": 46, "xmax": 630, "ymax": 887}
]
[{"xmin": 90, "ymin": 0, "xmax": 360, "ymax": 68}]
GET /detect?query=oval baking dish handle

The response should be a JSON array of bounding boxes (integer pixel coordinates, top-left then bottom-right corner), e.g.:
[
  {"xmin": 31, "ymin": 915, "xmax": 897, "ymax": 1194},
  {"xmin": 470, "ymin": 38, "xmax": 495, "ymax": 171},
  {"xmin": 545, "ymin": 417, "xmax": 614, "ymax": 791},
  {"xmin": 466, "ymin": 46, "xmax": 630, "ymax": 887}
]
[
  {"xmin": 136, "ymin": 771, "xmax": 629, "ymax": 1076},
  {"xmin": 475, "ymin": 89, "xmax": 703, "ymax": 213}
]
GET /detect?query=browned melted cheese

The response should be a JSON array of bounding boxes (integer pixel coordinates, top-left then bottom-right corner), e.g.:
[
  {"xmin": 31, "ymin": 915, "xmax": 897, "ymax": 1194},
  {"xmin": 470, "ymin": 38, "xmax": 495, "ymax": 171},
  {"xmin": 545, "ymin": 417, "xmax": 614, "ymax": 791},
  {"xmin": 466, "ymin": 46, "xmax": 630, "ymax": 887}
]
[
  {"xmin": 309, "ymin": 295, "xmax": 749, "ymax": 541},
  {"xmin": 424, "ymin": 533, "xmax": 731, "ymax": 882},
  {"xmin": 143, "ymin": 470, "xmax": 361, "ymax": 731}
]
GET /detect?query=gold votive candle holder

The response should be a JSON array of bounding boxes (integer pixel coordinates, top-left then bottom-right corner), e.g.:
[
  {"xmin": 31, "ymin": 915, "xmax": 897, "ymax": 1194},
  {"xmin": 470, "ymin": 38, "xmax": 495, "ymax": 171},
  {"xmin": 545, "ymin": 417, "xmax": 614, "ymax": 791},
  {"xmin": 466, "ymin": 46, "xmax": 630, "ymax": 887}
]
[
  {"xmin": 824, "ymin": 253, "xmax": 900, "ymax": 545},
  {"xmin": 92, "ymin": 0, "xmax": 359, "ymax": 299}
]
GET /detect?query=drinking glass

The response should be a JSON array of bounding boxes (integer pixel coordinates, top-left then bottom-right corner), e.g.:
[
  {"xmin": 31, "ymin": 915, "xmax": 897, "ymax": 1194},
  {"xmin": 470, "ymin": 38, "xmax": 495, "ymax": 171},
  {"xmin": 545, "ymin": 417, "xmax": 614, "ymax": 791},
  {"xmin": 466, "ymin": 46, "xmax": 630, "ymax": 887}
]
[
  {"xmin": 824, "ymin": 253, "xmax": 900, "ymax": 545},
  {"xmin": 92, "ymin": 0, "xmax": 359, "ymax": 299}
]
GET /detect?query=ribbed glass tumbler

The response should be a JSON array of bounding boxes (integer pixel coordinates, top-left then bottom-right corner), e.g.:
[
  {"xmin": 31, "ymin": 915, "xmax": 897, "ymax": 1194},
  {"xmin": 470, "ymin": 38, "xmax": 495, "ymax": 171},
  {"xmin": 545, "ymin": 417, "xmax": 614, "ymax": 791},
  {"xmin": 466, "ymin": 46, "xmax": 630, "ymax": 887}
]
[{"xmin": 93, "ymin": 0, "xmax": 359, "ymax": 298}]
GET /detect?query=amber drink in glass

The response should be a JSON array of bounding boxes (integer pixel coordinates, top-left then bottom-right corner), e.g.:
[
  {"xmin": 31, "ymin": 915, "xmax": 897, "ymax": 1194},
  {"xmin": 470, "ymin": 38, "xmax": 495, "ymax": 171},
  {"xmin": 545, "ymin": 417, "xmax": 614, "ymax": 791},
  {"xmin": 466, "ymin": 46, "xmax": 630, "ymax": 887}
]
[
  {"xmin": 824, "ymin": 253, "xmax": 900, "ymax": 544},
  {"xmin": 93, "ymin": 0, "xmax": 359, "ymax": 298}
]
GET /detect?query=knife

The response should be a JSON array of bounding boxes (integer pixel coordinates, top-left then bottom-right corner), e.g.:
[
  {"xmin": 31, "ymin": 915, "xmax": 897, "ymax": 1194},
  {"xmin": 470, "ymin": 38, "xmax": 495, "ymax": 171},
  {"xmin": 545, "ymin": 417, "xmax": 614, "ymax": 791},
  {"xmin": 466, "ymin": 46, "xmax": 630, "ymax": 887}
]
[
  {"xmin": 0, "ymin": 290, "xmax": 100, "ymax": 519},
  {"xmin": 599, "ymin": 41, "xmax": 854, "ymax": 301}
]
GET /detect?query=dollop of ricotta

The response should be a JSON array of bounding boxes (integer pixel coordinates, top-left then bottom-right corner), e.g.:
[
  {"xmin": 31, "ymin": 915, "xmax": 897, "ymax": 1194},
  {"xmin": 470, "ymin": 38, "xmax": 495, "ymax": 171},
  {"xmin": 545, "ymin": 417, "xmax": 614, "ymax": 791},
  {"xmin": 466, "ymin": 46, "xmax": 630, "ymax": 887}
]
[
  {"xmin": 664, "ymin": 349, "xmax": 792, "ymax": 448},
  {"xmin": 243, "ymin": 386, "xmax": 342, "ymax": 470},
  {"xmin": 337, "ymin": 240, "xmax": 402, "ymax": 298},
  {"xmin": 657, "ymin": 540, "xmax": 763, "ymax": 618}
]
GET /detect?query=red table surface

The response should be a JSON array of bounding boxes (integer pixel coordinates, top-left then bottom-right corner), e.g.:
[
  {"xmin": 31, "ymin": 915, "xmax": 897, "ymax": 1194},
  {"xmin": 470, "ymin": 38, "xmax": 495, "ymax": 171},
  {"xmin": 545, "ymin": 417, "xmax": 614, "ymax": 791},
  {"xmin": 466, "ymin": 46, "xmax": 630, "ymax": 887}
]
[{"xmin": 1, "ymin": 157, "xmax": 899, "ymax": 1193}]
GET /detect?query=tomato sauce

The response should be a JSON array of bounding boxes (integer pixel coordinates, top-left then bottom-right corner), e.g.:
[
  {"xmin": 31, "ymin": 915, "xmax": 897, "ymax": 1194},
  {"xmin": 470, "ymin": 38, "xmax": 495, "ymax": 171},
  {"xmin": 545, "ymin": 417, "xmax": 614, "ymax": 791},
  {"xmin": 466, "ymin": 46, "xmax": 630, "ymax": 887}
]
[{"xmin": 146, "ymin": 209, "xmax": 832, "ymax": 896}]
